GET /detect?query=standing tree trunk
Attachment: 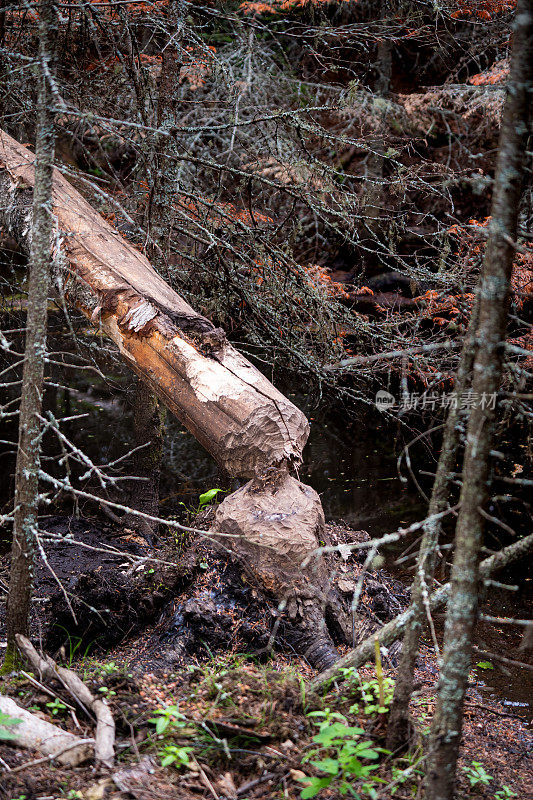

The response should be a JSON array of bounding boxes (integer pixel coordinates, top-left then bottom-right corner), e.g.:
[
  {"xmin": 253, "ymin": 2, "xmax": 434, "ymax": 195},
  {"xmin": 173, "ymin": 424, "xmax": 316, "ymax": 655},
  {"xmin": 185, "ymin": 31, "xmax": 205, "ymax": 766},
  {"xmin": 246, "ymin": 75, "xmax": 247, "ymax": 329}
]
[
  {"xmin": 125, "ymin": 378, "xmax": 166, "ymax": 544},
  {"xmin": 0, "ymin": 0, "xmax": 7, "ymax": 122},
  {"xmin": 425, "ymin": 3, "xmax": 533, "ymax": 798},
  {"xmin": 386, "ymin": 300, "xmax": 479, "ymax": 752},
  {"xmin": 360, "ymin": 0, "xmax": 392, "ymax": 253},
  {"xmin": 147, "ymin": 0, "xmax": 185, "ymax": 270},
  {"xmin": 2, "ymin": 0, "xmax": 58, "ymax": 671}
]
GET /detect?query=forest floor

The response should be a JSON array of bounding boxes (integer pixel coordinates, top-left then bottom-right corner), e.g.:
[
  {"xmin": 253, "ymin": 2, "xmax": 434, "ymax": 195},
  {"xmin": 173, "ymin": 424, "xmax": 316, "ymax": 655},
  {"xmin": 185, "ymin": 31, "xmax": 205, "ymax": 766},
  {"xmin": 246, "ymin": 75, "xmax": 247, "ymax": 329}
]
[{"xmin": 0, "ymin": 517, "xmax": 531, "ymax": 800}]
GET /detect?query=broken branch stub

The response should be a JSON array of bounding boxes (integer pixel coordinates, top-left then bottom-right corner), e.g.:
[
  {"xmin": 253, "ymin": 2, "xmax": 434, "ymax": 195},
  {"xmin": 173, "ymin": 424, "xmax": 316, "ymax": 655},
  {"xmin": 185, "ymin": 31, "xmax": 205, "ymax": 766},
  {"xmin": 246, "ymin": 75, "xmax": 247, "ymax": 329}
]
[{"xmin": 0, "ymin": 129, "xmax": 309, "ymax": 478}]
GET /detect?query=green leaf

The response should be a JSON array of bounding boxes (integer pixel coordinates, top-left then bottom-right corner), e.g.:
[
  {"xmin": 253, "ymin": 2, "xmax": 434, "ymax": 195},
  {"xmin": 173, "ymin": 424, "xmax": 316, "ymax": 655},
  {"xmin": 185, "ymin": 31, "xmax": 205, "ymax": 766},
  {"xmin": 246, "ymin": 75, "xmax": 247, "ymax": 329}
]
[
  {"xmin": 153, "ymin": 717, "xmax": 168, "ymax": 734},
  {"xmin": 300, "ymin": 777, "xmax": 333, "ymax": 798},
  {"xmin": 476, "ymin": 661, "xmax": 494, "ymax": 670},
  {"xmin": 310, "ymin": 757, "xmax": 339, "ymax": 775},
  {"xmin": 198, "ymin": 488, "xmax": 223, "ymax": 507},
  {"xmin": 0, "ymin": 712, "xmax": 21, "ymax": 741}
]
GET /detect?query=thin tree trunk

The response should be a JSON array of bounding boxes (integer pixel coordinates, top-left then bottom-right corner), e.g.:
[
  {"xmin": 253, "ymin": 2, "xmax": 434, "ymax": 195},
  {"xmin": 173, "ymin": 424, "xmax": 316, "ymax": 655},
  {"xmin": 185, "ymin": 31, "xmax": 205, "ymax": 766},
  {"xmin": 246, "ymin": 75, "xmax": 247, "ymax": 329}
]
[
  {"xmin": 2, "ymin": 0, "xmax": 58, "ymax": 671},
  {"xmin": 125, "ymin": 378, "xmax": 166, "ymax": 544},
  {"xmin": 361, "ymin": 0, "xmax": 392, "ymax": 250},
  {"xmin": 386, "ymin": 299, "xmax": 479, "ymax": 752},
  {"xmin": 0, "ymin": 0, "xmax": 7, "ymax": 122},
  {"xmin": 426, "ymin": 4, "xmax": 533, "ymax": 798},
  {"xmin": 147, "ymin": 0, "xmax": 186, "ymax": 269},
  {"xmin": 132, "ymin": 0, "xmax": 186, "ymax": 533}
]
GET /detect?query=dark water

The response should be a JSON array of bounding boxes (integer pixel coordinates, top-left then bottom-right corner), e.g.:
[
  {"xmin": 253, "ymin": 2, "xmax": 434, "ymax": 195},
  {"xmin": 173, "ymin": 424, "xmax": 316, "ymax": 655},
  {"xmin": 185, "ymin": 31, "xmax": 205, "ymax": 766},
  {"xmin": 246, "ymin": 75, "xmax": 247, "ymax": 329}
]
[
  {"xmin": 0, "ymin": 374, "xmax": 530, "ymax": 722},
  {"xmin": 299, "ymin": 406, "xmax": 532, "ymax": 723}
]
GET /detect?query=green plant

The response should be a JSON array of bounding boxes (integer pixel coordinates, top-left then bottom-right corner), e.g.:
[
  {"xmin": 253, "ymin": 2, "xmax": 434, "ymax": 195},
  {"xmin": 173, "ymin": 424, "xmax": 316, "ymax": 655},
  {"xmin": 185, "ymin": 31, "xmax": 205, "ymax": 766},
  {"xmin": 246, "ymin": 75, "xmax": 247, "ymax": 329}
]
[
  {"xmin": 462, "ymin": 761, "xmax": 493, "ymax": 788},
  {"xmin": 0, "ymin": 711, "xmax": 21, "ymax": 741},
  {"xmin": 349, "ymin": 677, "xmax": 395, "ymax": 716},
  {"xmin": 53, "ymin": 626, "xmax": 95, "ymax": 666},
  {"xmin": 149, "ymin": 705, "xmax": 189, "ymax": 735},
  {"xmin": 297, "ymin": 709, "xmax": 385, "ymax": 798},
  {"xmin": 494, "ymin": 786, "xmax": 517, "ymax": 800},
  {"xmin": 160, "ymin": 743, "xmax": 194, "ymax": 769},
  {"xmin": 198, "ymin": 488, "xmax": 225, "ymax": 509},
  {"xmin": 99, "ymin": 661, "xmax": 120, "ymax": 675},
  {"xmin": 174, "ymin": 487, "xmax": 226, "ymax": 522},
  {"xmin": 45, "ymin": 698, "xmax": 68, "ymax": 716},
  {"xmin": 97, "ymin": 686, "xmax": 117, "ymax": 697},
  {"xmin": 388, "ymin": 750, "xmax": 425, "ymax": 796}
]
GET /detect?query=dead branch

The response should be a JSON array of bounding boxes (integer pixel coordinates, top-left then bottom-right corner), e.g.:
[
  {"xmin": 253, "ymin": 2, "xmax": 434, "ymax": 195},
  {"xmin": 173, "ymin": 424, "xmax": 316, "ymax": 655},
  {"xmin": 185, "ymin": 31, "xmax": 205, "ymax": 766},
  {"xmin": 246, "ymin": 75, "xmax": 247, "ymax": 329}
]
[
  {"xmin": 0, "ymin": 695, "xmax": 93, "ymax": 767},
  {"xmin": 16, "ymin": 634, "xmax": 115, "ymax": 767},
  {"xmin": 310, "ymin": 531, "xmax": 533, "ymax": 690}
]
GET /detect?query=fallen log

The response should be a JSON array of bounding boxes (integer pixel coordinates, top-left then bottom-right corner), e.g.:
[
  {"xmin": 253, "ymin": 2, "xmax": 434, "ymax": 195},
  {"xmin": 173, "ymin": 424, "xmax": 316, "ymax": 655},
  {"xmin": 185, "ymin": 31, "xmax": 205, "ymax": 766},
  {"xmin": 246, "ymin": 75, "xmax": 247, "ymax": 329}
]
[
  {"xmin": 15, "ymin": 634, "xmax": 115, "ymax": 767},
  {"xmin": 310, "ymin": 531, "xmax": 533, "ymax": 690},
  {"xmin": 0, "ymin": 129, "xmax": 308, "ymax": 479},
  {"xmin": 0, "ymin": 695, "xmax": 93, "ymax": 767}
]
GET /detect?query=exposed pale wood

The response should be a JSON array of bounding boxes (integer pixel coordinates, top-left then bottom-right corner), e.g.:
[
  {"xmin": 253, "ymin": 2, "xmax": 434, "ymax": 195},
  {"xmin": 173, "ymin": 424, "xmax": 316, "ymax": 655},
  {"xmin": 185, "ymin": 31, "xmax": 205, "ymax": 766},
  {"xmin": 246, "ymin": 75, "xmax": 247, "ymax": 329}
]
[
  {"xmin": 0, "ymin": 695, "xmax": 93, "ymax": 767},
  {"xmin": 16, "ymin": 635, "xmax": 115, "ymax": 767},
  {"xmin": 0, "ymin": 129, "xmax": 309, "ymax": 478}
]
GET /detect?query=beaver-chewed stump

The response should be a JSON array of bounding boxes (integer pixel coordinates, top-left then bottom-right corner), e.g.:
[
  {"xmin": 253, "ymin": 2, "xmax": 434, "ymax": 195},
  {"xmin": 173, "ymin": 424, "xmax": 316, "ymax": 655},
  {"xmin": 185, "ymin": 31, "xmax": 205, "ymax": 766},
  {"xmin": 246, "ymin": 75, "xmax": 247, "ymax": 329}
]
[{"xmin": 210, "ymin": 468, "xmax": 348, "ymax": 671}]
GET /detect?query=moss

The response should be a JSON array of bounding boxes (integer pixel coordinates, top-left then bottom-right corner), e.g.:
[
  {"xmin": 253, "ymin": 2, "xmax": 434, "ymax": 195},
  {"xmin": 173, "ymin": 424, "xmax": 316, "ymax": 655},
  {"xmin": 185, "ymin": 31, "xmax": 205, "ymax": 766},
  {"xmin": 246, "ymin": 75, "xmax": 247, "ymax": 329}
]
[{"xmin": 0, "ymin": 644, "xmax": 20, "ymax": 675}]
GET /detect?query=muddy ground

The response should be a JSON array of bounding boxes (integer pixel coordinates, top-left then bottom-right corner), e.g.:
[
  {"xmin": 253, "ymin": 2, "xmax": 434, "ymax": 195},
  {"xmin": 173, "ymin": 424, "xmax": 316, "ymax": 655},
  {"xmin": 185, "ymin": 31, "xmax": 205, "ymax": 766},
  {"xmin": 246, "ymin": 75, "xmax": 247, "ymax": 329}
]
[{"xmin": 0, "ymin": 515, "xmax": 531, "ymax": 800}]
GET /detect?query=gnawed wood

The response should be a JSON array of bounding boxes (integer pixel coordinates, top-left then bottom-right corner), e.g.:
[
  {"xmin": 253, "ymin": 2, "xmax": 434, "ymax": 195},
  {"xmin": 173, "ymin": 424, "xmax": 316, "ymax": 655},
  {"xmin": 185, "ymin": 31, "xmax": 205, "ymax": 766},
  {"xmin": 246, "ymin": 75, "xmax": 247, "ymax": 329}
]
[
  {"xmin": 0, "ymin": 129, "xmax": 309, "ymax": 479},
  {"xmin": 212, "ymin": 469, "xmax": 341, "ymax": 670},
  {"xmin": 15, "ymin": 634, "xmax": 115, "ymax": 768},
  {"xmin": 0, "ymin": 695, "xmax": 94, "ymax": 766}
]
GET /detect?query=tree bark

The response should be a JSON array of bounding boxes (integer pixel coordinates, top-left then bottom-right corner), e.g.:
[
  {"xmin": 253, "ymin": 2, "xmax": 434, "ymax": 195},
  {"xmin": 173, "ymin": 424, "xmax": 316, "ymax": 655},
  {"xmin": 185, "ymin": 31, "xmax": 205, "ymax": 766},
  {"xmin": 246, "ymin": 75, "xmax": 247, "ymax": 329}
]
[
  {"xmin": 426, "ymin": 4, "xmax": 533, "ymax": 798},
  {"xmin": 360, "ymin": 0, "xmax": 392, "ymax": 252},
  {"xmin": 125, "ymin": 377, "xmax": 166, "ymax": 543},
  {"xmin": 147, "ymin": 0, "xmax": 186, "ymax": 269},
  {"xmin": 2, "ymin": 0, "xmax": 57, "ymax": 672},
  {"xmin": 386, "ymin": 300, "xmax": 479, "ymax": 752},
  {"xmin": 0, "ymin": 130, "xmax": 309, "ymax": 480}
]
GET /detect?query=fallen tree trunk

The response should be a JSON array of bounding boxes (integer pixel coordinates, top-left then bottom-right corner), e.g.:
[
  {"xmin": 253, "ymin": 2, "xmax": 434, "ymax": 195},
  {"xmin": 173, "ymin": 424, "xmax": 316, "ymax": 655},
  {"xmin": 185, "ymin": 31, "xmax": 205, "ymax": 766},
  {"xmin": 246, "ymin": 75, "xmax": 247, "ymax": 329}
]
[
  {"xmin": 310, "ymin": 531, "xmax": 533, "ymax": 690},
  {"xmin": 15, "ymin": 634, "xmax": 115, "ymax": 767},
  {"xmin": 0, "ymin": 695, "xmax": 93, "ymax": 767},
  {"xmin": 0, "ymin": 129, "xmax": 308, "ymax": 479}
]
